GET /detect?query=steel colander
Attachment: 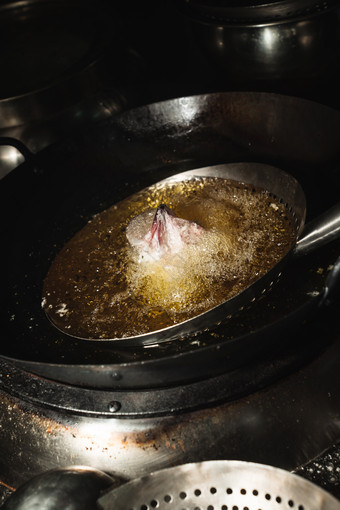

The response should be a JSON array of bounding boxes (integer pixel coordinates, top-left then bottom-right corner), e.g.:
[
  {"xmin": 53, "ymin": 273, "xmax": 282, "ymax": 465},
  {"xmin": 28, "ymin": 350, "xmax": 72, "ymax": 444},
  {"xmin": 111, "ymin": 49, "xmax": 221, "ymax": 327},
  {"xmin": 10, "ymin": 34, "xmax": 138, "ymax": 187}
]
[{"xmin": 98, "ymin": 461, "xmax": 340, "ymax": 510}]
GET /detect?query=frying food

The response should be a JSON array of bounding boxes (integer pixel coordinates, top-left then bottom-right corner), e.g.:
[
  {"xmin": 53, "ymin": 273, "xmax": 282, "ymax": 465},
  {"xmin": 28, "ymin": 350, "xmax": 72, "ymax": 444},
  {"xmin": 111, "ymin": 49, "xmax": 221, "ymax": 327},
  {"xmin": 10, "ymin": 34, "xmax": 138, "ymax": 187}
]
[
  {"xmin": 42, "ymin": 176, "xmax": 296, "ymax": 340},
  {"xmin": 126, "ymin": 203, "xmax": 205, "ymax": 262}
]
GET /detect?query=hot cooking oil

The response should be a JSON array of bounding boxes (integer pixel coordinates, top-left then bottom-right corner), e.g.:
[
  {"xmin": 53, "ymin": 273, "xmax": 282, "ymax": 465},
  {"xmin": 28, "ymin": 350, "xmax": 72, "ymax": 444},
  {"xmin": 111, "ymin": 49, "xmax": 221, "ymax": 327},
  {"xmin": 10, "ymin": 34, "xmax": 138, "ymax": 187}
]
[{"xmin": 42, "ymin": 176, "xmax": 296, "ymax": 339}]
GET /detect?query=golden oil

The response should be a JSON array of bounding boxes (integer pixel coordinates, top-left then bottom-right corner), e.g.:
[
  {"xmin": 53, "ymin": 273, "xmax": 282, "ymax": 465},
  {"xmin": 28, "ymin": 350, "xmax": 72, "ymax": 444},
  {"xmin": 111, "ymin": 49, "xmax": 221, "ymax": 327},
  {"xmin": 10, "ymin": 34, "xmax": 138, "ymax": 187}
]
[{"xmin": 43, "ymin": 177, "xmax": 296, "ymax": 339}]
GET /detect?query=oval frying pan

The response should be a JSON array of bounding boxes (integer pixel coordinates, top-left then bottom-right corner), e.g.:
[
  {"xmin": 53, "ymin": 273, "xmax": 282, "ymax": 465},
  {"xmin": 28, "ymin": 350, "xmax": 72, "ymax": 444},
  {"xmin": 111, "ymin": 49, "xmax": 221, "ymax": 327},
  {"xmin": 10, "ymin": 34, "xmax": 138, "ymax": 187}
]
[
  {"xmin": 41, "ymin": 161, "xmax": 339, "ymax": 346},
  {"xmin": 49, "ymin": 162, "xmax": 340, "ymax": 345},
  {"xmin": 1, "ymin": 91, "xmax": 340, "ymax": 389}
]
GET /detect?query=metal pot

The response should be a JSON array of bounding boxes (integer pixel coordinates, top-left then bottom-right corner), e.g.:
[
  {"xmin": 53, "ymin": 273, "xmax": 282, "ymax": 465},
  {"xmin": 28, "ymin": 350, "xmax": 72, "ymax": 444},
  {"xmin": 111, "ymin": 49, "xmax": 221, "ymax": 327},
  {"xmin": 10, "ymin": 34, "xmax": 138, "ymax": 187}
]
[
  {"xmin": 0, "ymin": 0, "xmax": 128, "ymax": 178},
  {"xmin": 175, "ymin": 0, "xmax": 340, "ymax": 89}
]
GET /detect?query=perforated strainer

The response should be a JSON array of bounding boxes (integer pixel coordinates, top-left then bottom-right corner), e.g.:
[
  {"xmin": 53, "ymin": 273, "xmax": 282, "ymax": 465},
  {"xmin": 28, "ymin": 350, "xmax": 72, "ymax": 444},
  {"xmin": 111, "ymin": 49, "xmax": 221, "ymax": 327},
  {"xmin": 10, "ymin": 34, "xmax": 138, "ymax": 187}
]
[{"xmin": 98, "ymin": 461, "xmax": 340, "ymax": 510}]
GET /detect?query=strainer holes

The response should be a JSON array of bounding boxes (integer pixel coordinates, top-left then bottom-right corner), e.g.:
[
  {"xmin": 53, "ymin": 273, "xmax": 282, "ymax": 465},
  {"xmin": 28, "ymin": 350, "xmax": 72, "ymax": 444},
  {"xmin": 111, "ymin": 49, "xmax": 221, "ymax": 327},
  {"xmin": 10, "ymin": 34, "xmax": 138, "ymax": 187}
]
[
  {"xmin": 150, "ymin": 500, "xmax": 158, "ymax": 508},
  {"xmin": 195, "ymin": 489, "xmax": 202, "ymax": 497},
  {"xmin": 232, "ymin": 505, "xmax": 239, "ymax": 510},
  {"xmin": 141, "ymin": 505, "xmax": 148, "ymax": 510},
  {"xmin": 208, "ymin": 505, "xmax": 214, "ymax": 510},
  {"xmin": 221, "ymin": 506, "xmax": 228, "ymax": 510},
  {"xmin": 226, "ymin": 488, "xmax": 233, "ymax": 494},
  {"xmin": 244, "ymin": 507, "xmax": 249, "ymax": 510},
  {"xmin": 288, "ymin": 500, "xmax": 295, "ymax": 507},
  {"xmin": 164, "ymin": 495, "xmax": 172, "ymax": 503},
  {"xmin": 276, "ymin": 497, "xmax": 282, "ymax": 503},
  {"xmin": 252, "ymin": 490, "xmax": 259, "ymax": 496},
  {"xmin": 179, "ymin": 492, "xmax": 187, "ymax": 500},
  {"xmin": 240, "ymin": 489, "xmax": 247, "ymax": 495},
  {"xmin": 210, "ymin": 487, "xmax": 217, "ymax": 494},
  {"xmin": 265, "ymin": 494, "xmax": 271, "ymax": 500},
  {"xmin": 298, "ymin": 505, "xmax": 304, "ymax": 510}
]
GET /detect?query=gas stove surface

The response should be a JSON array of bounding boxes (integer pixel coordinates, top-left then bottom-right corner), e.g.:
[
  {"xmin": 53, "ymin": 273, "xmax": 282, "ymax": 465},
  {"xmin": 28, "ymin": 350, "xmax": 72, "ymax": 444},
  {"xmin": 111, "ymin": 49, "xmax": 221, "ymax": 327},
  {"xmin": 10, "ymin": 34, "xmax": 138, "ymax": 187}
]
[{"xmin": 0, "ymin": 319, "xmax": 340, "ymax": 504}]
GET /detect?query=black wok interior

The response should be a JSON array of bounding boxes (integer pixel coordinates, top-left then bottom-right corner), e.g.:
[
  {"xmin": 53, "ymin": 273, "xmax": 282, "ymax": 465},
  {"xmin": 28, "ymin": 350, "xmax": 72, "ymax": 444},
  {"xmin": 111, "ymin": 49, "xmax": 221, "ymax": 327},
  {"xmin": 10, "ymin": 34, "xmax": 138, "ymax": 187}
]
[{"xmin": 1, "ymin": 92, "xmax": 340, "ymax": 387}]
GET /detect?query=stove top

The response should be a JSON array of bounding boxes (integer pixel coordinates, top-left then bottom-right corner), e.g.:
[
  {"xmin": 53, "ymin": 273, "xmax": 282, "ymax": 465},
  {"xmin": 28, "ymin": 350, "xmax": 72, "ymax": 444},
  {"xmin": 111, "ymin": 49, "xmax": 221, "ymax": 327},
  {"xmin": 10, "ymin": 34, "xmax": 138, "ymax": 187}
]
[{"xmin": 0, "ymin": 302, "xmax": 340, "ymax": 504}]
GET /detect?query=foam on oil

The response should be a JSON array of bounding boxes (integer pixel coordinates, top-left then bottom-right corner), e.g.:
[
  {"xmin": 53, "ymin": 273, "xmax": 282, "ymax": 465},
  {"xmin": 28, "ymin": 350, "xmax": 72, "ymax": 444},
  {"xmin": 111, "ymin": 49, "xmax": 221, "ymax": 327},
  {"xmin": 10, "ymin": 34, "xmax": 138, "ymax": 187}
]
[{"xmin": 42, "ymin": 177, "xmax": 296, "ymax": 339}]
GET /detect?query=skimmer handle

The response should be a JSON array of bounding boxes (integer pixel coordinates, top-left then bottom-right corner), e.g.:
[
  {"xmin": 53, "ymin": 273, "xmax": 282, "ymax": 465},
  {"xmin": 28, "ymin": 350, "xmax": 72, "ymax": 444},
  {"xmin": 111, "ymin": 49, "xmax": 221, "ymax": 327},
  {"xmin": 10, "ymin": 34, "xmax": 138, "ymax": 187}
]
[{"xmin": 294, "ymin": 202, "xmax": 340, "ymax": 257}]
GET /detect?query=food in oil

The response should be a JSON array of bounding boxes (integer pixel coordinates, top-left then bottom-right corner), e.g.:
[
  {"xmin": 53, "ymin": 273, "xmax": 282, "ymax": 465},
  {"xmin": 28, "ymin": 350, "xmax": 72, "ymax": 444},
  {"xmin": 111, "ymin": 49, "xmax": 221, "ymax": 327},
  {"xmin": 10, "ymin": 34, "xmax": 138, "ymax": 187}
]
[{"xmin": 42, "ymin": 176, "xmax": 296, "ymax": 339}]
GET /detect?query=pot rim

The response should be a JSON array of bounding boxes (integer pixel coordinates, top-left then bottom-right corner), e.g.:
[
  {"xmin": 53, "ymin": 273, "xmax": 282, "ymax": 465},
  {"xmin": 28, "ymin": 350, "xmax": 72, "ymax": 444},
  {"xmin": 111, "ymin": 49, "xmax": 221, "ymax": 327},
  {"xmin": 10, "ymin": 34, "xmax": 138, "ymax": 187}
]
[
  {"xmin": 176, "ymin": 0, "xmax": 340, "ymax": 27},
  {"xmin": 0, "ymin": 0, "xmax": 117, "ymax": 127}
]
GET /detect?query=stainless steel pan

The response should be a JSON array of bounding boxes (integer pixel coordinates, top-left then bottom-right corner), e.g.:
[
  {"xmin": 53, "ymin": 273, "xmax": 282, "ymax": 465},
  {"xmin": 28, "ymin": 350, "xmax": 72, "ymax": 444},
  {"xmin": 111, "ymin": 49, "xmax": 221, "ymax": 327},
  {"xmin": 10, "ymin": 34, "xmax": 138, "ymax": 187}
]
[{"xmin": 42, "ymin": 161, "xmax": 340, "ymax": 346}]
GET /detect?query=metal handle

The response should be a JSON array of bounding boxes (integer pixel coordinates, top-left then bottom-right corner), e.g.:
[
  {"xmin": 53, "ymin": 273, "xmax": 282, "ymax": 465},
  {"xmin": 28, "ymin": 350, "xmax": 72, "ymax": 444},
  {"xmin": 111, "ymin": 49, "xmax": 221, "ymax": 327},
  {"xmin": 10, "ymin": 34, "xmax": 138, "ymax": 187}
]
[
  {"xmin": 294, "ymin": 202, "xmax": 340, "ymax": 257},
  {"xmin": 0, "ymin": 137, "xmax": 33, "ymax": 161}
]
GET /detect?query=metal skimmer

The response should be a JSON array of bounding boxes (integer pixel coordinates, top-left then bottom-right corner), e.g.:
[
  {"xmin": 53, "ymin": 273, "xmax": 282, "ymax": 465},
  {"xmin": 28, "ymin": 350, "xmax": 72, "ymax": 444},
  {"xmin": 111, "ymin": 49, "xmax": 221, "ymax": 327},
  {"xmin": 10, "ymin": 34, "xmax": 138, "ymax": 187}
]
[{"xmin": 98, "ymin": 461, "xmax": 340, "ymax": 510}]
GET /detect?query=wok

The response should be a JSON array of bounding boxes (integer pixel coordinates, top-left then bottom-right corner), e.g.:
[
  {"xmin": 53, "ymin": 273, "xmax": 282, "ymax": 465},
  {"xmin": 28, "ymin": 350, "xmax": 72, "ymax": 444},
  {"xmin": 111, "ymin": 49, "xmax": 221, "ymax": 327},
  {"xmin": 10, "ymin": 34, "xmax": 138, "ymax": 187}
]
[{"xmin": 1, "ymin": 91, "xmax": 340, "ymax": 389}]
